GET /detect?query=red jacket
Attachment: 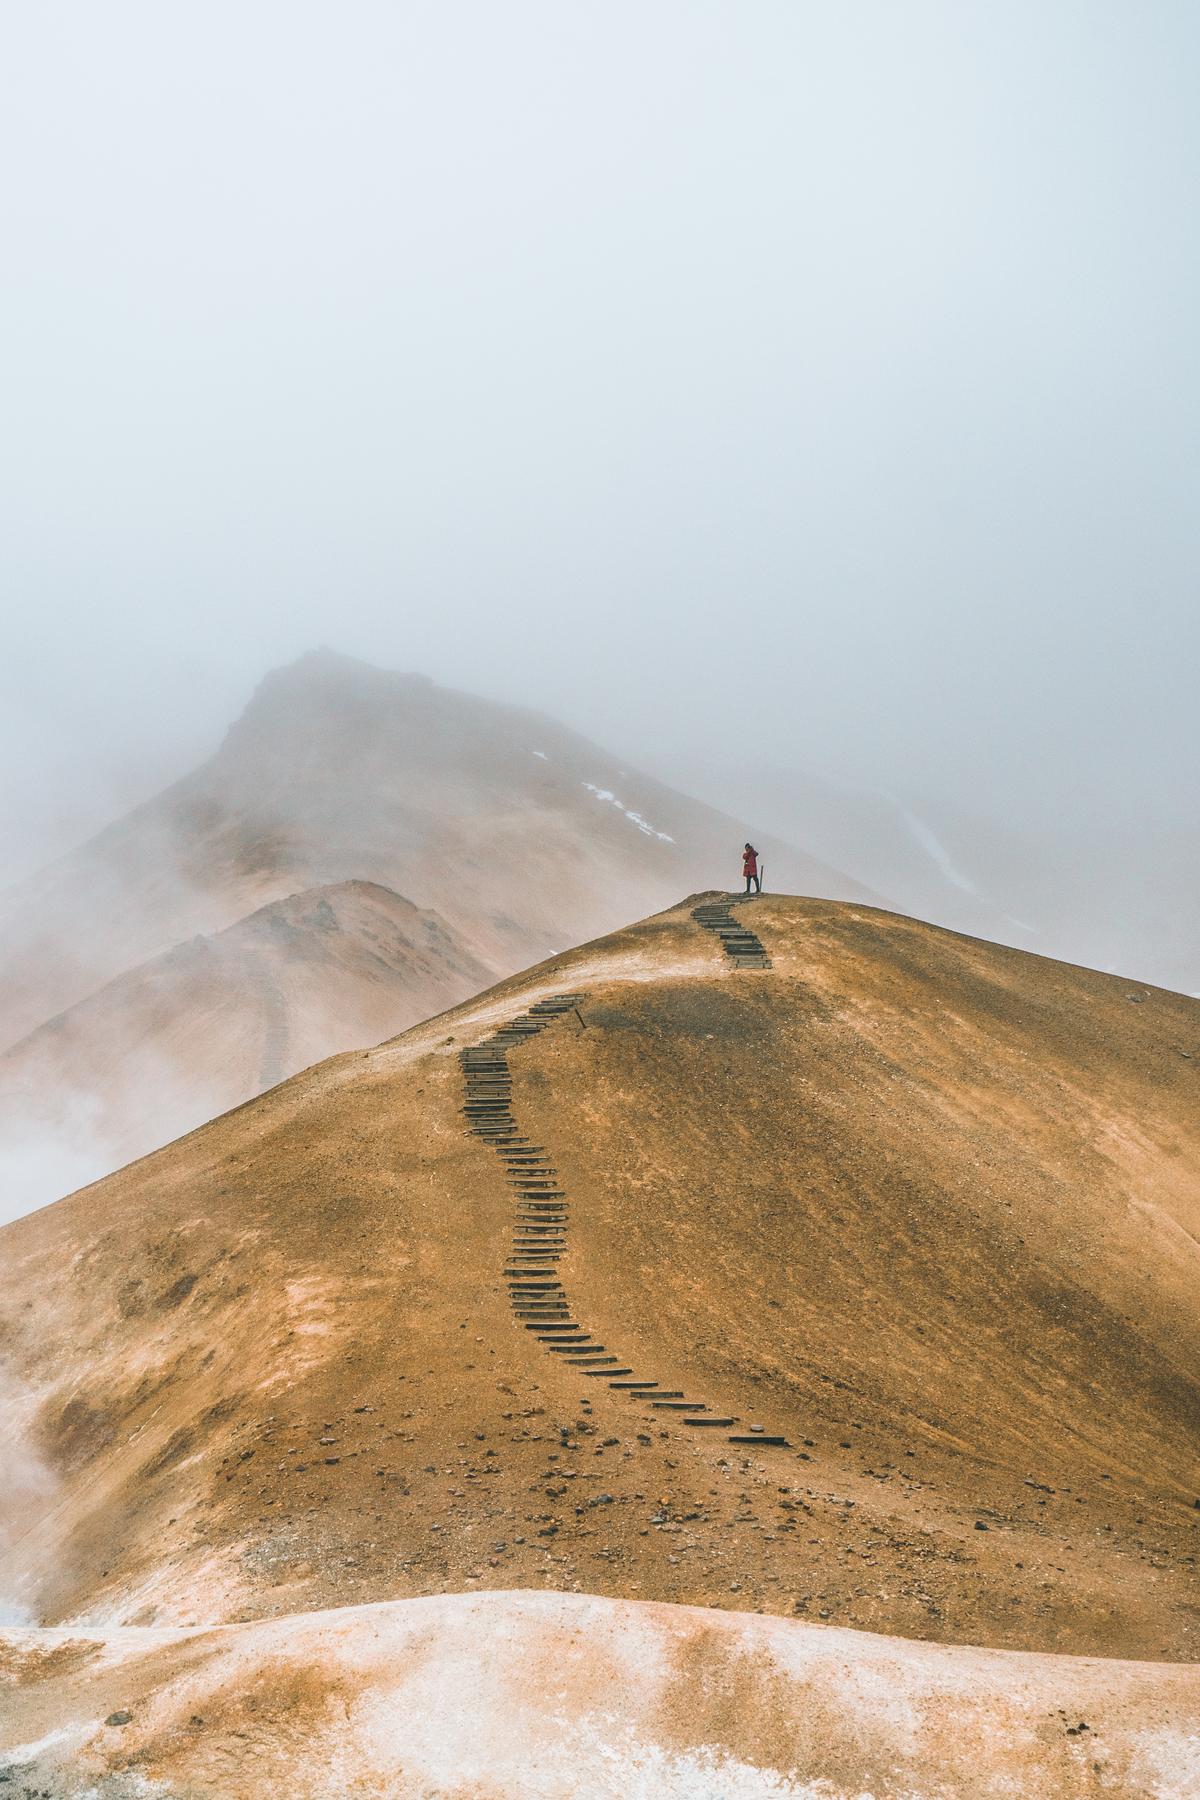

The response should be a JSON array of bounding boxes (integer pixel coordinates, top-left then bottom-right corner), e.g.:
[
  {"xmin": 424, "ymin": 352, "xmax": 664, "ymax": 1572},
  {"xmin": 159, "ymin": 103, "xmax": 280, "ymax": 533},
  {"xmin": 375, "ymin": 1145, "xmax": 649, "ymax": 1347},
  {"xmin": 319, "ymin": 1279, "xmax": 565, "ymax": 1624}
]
[{"xmin": 742, "ymin": 847, "xmax": 758, "ymax": 876}]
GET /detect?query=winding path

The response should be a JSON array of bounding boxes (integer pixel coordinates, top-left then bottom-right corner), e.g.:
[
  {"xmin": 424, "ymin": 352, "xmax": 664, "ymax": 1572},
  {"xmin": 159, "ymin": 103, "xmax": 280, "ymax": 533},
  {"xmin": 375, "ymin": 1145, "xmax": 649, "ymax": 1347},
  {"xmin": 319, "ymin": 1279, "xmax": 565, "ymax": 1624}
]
[{"xmin": 460, "ymin": 901, "xmax": 787, "ymax": 1448}]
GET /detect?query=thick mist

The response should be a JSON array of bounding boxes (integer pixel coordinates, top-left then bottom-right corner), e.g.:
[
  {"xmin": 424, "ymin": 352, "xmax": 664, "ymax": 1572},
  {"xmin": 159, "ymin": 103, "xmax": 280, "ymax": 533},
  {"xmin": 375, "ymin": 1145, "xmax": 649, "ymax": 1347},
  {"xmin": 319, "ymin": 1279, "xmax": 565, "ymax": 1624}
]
[{"xmin": 1, "ymin": 0, "xmax": 1196, "ymax": 888}]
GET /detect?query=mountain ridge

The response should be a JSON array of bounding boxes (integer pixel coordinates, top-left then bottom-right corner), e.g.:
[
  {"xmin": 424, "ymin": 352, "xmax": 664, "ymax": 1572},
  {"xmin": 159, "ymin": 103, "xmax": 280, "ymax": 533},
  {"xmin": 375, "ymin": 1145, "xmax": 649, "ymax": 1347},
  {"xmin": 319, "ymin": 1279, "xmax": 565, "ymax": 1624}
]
[
  {"xmin": 0, "ymin": 650, "xmax": 876, "ymax": 1054},
  {"xmin": 2, "ymin": 893, "xmax": 1195, "ymax": 1662}
]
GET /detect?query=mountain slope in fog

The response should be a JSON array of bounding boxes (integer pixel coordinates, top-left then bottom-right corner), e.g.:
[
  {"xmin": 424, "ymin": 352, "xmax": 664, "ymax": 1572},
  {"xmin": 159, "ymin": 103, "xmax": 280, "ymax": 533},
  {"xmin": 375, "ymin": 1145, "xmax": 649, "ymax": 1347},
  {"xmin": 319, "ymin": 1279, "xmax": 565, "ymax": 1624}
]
[
  {"xmin": 0, "ymin": 650, "xmax": 875, "ymax": 1057},
  {"xmin": 0, "ymin": 880, "xmax": 488, "ymax": 1205}
]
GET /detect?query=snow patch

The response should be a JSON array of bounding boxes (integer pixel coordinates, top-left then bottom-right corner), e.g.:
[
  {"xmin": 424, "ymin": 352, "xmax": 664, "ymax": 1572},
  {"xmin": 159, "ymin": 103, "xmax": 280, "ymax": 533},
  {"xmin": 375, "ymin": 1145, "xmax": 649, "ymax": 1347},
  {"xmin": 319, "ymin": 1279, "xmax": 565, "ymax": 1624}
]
[
  {"xmin": 1127, "ymin": 1725, "xmax": 1200, "ymax": 1800},
  {"xmin": 582, "ymin": 784, "xmax": 675, "ymax": 844},
  {"xmin": 531, "ymin": 750, "xmax": 549, "ymax": 761},
  {"xmin": 1, "ymin": 1724, "xmax": 82, "ymax": 1766},
  {"xmin": 563, "ymin": 1715, "xmax": 841, "ymax": 1797}
]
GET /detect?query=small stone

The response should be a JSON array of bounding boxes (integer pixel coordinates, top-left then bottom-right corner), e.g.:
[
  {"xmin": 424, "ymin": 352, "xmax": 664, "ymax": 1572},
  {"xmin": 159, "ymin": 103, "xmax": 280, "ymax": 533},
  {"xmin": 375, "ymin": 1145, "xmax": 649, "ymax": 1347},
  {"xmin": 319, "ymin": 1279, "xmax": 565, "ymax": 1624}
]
[
  {"xmin": 106, "ymin": 1710, "xmax": 133, "ymax": 1727},
  {"xmin": 974, "ymin": 1521, "xmax": 989, "ymax": 1531}
]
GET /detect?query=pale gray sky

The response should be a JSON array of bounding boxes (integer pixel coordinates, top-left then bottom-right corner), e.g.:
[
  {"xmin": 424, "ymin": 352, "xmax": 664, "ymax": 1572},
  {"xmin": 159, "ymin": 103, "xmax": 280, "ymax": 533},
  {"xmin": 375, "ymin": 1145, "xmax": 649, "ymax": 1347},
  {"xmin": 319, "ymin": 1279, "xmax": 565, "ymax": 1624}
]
[{"xmin": 2, "ymin": 1, "xmax": 1197, "ymax": 877}]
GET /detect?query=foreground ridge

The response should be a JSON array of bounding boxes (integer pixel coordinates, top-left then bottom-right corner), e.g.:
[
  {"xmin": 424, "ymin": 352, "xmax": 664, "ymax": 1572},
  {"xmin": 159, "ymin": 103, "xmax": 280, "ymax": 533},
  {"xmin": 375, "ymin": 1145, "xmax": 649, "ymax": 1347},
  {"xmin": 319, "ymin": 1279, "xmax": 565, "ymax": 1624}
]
[
  {"xmin": 461, "ymin": 966, "xmax": 789, "ymax": 1447},
  {"xmin": 6, "ymin": 1588, "xmax": 1196, "ymax": 1798}
]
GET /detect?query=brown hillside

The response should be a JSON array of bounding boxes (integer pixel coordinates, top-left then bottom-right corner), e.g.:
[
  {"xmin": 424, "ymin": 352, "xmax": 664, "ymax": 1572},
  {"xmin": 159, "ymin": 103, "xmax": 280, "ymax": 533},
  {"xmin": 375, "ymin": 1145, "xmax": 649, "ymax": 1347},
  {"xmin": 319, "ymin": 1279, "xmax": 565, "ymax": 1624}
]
[
  {"xmin": 0, "ymin": 896, "xmax": 1196, "ymax": 1668},
  {"xmin": 0, "ymin": 880, "xmax": 487, "ymax": 1197}
]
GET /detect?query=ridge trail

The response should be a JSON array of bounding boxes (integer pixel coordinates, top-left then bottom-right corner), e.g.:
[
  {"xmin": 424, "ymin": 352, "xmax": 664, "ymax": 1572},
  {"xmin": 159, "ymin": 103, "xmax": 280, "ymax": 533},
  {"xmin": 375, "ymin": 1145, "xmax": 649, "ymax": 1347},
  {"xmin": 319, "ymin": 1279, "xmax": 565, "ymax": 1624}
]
[{"xmin": 460, "ymin": 905, "xmax": 789, "ymax": 1446}]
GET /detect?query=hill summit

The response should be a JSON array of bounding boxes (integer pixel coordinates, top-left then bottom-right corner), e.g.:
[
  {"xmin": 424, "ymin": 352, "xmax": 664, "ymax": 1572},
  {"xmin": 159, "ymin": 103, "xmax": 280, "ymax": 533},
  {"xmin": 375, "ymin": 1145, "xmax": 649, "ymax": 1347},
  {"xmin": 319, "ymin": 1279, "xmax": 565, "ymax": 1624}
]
[{"xmin": 3, "ymin": 893, "xmax": 1195, "ymax": 1653}]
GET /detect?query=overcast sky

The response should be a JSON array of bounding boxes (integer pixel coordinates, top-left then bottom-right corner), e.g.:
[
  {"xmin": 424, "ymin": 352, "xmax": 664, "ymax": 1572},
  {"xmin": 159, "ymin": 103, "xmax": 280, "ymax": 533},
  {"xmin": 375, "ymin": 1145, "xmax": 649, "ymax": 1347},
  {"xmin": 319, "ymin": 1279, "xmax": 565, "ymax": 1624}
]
[{"xmin": 2, "ymin": 1, "xmax": 1197, "ymax": 879}]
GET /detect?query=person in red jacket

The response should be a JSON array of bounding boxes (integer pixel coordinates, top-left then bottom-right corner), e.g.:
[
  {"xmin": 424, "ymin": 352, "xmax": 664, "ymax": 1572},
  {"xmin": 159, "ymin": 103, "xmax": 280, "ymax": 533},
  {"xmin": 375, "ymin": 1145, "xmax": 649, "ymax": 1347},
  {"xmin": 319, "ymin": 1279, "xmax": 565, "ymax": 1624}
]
[{"xmin": 742, "ymin": 843, "xmax": 761, "ymax": 895}]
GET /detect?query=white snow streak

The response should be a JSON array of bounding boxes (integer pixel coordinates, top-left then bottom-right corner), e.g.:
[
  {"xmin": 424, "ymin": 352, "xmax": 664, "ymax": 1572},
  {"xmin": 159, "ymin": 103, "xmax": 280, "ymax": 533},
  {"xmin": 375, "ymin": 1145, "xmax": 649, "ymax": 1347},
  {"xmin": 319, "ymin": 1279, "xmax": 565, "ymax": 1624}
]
[
  {"xmin": 893, "ymin": 800, "xmax": 978, "ymax": 897},
  {"xmin": 531, "ymin": 750, "xmax": 549, "ymax": 760},
  {"xmin": 582, "ymin": 783, "xmax": 674, "ymax": 843}
]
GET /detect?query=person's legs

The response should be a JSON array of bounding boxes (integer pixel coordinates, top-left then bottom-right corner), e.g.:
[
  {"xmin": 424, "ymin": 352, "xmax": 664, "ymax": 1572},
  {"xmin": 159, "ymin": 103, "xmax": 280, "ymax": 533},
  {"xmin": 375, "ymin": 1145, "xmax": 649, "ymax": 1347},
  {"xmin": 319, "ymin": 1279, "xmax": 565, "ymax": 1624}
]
[{"xmin": 744, "ymin": 876, "xmax": 752, "ymax": 894}]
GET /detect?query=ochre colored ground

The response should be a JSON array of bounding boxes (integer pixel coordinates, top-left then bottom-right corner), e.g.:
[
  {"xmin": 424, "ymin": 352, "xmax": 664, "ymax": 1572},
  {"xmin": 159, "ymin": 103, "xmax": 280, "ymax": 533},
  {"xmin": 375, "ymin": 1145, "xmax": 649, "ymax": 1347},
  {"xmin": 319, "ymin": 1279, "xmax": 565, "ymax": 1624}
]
[{"xmin": 2, "ymin": 895, "xmax": 1195, "ymax": 1678}]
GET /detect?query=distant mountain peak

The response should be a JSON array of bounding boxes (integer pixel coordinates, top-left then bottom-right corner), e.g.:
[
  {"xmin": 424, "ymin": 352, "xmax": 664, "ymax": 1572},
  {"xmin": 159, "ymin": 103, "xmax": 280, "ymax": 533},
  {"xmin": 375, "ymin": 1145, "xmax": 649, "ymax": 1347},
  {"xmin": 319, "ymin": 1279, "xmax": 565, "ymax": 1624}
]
[
  {"xmin": 249, "ymin": 647, "xmax": 433, "ymax": 702},
  {"xmin": 219, "ymin": 651, "xmax": 440, "ymax": 762}
]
